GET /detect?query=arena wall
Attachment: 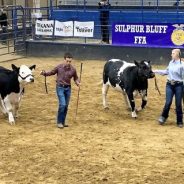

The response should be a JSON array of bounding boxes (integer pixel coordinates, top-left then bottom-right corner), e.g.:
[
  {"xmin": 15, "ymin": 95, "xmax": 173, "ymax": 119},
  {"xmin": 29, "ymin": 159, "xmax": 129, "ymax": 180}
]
[{"xmin": 26, "ymin": 40, "xmax": 181, "ymax": 65}]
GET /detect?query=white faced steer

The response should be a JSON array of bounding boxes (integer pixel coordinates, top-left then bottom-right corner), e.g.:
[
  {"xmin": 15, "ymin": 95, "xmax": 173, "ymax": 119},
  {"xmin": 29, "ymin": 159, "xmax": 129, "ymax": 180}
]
[
  {"xmin": 0, "ymin": 64, "xmax": 36, "ymax": 124},
  {"xmin": 102, "ymin": 59, "xmax": 155, "ymax": 118}
]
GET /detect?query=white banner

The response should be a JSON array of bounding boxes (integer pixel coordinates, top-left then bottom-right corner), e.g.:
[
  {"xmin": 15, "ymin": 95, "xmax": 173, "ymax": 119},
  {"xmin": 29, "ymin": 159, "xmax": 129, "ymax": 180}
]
[
  {"xmin": 55, "ymin": 21, "xmax": 73, "ymax": 37},
  {"xmin": 35, "ymin": 20, "xmax": 94, "ymax": 37},
  {"xmin": 36, "ymin": 20, "xmax": 54, "ymax": 36},
  {"xmin": 74, "ymin": 21, "xmax": 94, "ymax": 37}
]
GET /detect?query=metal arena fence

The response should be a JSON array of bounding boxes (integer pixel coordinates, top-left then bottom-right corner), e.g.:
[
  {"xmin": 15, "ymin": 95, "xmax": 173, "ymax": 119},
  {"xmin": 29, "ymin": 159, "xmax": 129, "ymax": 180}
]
[
  {"xmin": 0, "ymin": 6, "xmax": 49, "ymax": 62},
  {"xmin": 57, "ymin": 0, "xmax": 184, "ymax": 7},
  {"xmin": 0, "ymin": 1, "xmax": 184, "ymax": 56}
]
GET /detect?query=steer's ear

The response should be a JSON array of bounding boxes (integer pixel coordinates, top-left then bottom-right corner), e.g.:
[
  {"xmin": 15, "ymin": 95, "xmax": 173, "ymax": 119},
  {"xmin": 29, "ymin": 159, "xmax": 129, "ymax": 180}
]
[
  {"xmin": 29, "ymin": 65, "xmax": 36, "ymax": 71},
  {"xmin": 11, "ymin": 64, "xmax": 19, "ymax": 72},
  {"xmin": 134, "ymin": 60, "xmax": 139, "ymax": 66},
  {"xmin": 147, "ymin": 60, "xmax": 151, "ymax": 64}
]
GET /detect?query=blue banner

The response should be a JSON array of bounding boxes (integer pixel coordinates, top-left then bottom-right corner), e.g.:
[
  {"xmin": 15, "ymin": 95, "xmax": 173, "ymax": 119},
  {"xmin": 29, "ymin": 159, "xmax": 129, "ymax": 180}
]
[{"xmin": 112, "ymin": 23, "xmax": 184, "ymax": 48}]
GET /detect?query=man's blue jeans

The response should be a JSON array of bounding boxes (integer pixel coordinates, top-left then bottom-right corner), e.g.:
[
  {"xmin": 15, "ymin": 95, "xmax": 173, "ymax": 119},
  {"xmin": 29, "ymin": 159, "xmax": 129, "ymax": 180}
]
[
  {"xmin": 56, "ymin": 85, "xmax": 71, "ymax": 124},
  {"xmin": 162, "ymin": 82, "xmax": 183, "ymax": 124}
]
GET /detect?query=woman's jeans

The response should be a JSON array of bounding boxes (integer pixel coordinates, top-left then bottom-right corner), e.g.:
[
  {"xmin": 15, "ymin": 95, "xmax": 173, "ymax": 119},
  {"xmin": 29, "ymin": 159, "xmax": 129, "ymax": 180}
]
[
  {"xmin": 161, "ymin": 82, "xmax": 183, "ymax": 124},
  {"xmin": 56, "ymin": 85, "xmax": 71, "ymax": 124}
]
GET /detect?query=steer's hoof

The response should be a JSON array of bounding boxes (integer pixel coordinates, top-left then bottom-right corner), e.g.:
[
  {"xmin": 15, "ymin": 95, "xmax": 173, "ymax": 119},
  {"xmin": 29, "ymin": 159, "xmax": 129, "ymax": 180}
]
[{"xmin": 132, "ymin": 111, "xmax": 137, "ymax": 118}]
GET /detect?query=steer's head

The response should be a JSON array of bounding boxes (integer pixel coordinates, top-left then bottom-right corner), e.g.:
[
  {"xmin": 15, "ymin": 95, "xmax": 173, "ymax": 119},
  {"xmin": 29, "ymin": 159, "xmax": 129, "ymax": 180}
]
[
  {"xmin": 134, "ymin": 60, "xmax": 155, "ymax": 79},
  {"xmin": 12, "ymin": 64, "xmax": 36, "ymax": 84}
]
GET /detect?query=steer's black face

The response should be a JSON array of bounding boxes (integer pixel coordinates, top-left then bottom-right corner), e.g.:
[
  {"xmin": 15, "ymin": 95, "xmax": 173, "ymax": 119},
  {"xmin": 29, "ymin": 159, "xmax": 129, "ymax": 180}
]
[{"xmin": 134, "ymin": 60, "xmax": 155, "ymax": 79}]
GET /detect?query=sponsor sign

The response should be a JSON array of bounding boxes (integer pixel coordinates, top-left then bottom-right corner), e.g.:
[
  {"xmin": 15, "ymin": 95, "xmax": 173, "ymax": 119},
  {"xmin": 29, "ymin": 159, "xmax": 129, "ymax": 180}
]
[
  {"xmin": 74, "ymin": 21, "xmax": 94, "ymax": 37},
  {"xmin": 112, "ymin": 23, "xmax": 184, "ymax": 48}
]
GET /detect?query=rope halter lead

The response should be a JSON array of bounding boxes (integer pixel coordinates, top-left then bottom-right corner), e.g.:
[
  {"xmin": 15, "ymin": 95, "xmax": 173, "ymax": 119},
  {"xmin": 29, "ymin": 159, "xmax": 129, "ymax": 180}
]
[
  {"xmin": 40, "ymin": 70, "xmax": 48, "ymax": 94},
  {"xmin": 154, "ymin": 75, "xmax": 161, "ymax": 96},
  {"xmin": 44, "ymin": 75, "xmax": 48, "ymax": 94}
]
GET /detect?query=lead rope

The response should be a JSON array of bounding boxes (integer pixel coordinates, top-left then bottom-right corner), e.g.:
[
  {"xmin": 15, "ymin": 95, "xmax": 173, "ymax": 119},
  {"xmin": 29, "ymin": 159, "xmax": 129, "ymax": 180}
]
[
  {"xmin": 154, "ymin": 76, "xmax": 161, "ymax": 96},
  {"xmin": 44, "ymin": 75, "xmax": 48, "ymax": 94}
]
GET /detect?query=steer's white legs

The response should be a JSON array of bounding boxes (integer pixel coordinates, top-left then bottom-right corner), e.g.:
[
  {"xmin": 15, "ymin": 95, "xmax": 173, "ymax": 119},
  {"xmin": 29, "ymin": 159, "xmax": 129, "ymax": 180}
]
[
  {"xmin": 0, "ymin": 99, "xmax": 8, "ymax": 115},
  {"xmin": 132, "ymin": 110, "xmax": 137, "ymax": 118},
  {"xmin": 3, "ymin": 97, "xmax": 15, "ymax": 125},
  {"xmin": 102, "ymin": 83, "xmax": 109, "ymax": 109},
  {"xmin": 13, "ymin": 93, "xmax": 23, "ymax": 118},
  {"xmin": 126, "ymin": 93, "xmax": 138, "ymax": 118}
]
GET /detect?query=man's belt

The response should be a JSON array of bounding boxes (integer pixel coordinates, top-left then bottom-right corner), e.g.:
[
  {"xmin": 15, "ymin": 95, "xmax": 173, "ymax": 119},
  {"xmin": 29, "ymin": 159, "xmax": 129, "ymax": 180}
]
[
  {"xmin": 167, "ymin": 80, "xmax": 183, "ymax": 85},
  {"xmin": 58, "ymin": 84, "xmax": 71, "ymax": 88}
]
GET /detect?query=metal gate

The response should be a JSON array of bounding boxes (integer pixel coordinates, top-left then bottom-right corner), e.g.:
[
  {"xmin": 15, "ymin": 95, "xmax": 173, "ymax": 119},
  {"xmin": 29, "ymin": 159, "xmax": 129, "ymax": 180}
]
[{"xmin": 0, "ymin": 6, "xmax": 27, "ymax": 63}]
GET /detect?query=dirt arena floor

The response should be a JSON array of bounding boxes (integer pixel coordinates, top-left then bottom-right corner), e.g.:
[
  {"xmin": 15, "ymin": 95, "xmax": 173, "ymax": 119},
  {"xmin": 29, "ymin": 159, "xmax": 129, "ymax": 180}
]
[{"xmin": 0, "ymin": 57, "xmax": 184, "ymax": 184}]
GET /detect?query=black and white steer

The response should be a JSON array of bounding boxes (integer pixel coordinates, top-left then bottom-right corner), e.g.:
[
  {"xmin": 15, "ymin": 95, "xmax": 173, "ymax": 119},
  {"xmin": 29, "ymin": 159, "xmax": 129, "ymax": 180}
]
[
  {"xmin": 0, "ymin": 64, "xmax": 36, "ymax": 124},
  {"xmin": 102, "ymin": 59, "xmax": 155, "ymax": 118}
]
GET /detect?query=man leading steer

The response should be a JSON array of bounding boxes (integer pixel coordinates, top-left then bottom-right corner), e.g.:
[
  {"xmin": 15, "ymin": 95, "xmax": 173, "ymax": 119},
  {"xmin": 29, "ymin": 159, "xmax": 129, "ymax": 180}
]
[{"xmin": 40, "ymin": 53, "xmax": 80, "ymax": 128}]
